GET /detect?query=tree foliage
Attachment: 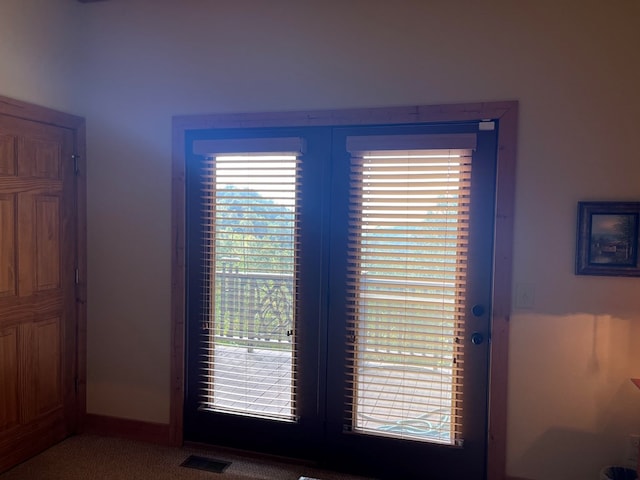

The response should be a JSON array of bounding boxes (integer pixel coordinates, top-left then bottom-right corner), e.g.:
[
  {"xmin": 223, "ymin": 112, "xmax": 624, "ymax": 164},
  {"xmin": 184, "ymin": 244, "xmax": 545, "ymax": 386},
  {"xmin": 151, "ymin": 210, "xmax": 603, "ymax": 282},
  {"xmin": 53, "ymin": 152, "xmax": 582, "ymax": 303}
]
[{"xmin": 214, "ymin": 186, "xmax": 295, "ymax": 273}]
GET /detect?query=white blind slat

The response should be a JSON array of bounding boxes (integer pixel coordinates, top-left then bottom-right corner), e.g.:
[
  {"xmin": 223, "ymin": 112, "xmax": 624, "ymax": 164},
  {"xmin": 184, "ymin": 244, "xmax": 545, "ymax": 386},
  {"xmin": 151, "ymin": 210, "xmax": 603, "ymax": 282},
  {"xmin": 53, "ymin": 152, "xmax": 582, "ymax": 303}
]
[
  {"xmin": 200, "ymin": 151, "xmax": 300, "ymax": 422},
  {"xmin": 346, "ymin": 147, "xmax": 470, "ymax": 445}
]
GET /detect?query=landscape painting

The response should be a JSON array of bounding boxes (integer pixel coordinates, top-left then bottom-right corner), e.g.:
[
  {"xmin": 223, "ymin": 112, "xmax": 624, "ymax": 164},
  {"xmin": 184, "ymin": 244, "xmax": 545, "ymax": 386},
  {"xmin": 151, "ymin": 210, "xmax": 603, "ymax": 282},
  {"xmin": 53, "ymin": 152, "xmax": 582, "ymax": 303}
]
[
  {"xmin": 589, "ymin": 214, "xmax": 637, "ymax": 265},
  {"xmin": 576, "ymin": 202, "xmax": 640, "ymax": 276}
]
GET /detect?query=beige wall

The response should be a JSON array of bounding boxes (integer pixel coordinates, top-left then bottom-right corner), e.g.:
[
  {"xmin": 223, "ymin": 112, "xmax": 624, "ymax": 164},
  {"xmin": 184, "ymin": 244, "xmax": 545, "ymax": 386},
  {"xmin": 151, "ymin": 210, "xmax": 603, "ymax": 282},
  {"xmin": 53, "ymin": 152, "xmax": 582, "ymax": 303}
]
[
  {"xmin": 7, "ymin": 1, "xmax": 640, "ymax": 479},
  {"xmin": 0, "ymin": 0, "xmax": 77, "ymax": 111}
]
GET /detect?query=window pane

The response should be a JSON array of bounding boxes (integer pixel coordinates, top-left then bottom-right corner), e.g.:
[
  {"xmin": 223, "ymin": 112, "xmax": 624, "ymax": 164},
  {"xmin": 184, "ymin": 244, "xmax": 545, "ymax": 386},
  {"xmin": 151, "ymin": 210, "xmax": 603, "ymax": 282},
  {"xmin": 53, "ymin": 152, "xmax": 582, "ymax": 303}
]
[
  {"xmin": 346, "ymin": 149, "xmax": 472, "ymax": 444},
  {"xmin": 200, "ymin": 153, "xmax": 300, "ymax": 422}
]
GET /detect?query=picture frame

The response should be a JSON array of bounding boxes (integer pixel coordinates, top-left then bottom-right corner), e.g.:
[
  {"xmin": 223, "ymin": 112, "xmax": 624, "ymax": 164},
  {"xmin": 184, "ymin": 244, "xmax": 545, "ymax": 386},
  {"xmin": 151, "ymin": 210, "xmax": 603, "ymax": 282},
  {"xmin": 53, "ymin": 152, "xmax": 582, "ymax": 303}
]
[{"xmin": 576, "ymin": 201, "xmax": 640, "ymax": 276}]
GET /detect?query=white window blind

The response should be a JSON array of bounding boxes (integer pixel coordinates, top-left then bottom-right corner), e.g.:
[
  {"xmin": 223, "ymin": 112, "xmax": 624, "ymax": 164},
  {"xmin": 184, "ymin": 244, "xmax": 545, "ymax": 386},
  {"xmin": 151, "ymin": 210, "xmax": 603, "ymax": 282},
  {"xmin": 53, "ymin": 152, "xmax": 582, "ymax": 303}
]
[
  {"xmin": 346, "ymin": 148, "xmax": 472, "ymax": 444},
  {"xmin": 200, "ymin": 151, "xmax": 301, "ymax": 422}
]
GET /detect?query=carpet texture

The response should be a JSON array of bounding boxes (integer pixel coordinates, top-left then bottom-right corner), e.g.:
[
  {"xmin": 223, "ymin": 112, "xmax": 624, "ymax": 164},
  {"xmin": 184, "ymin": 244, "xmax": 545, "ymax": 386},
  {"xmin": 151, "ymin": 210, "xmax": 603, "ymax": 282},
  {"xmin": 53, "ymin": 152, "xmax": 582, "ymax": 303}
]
[{"xmin": 0, "ymin": 435, "xmax": 376, "ymax": 480}]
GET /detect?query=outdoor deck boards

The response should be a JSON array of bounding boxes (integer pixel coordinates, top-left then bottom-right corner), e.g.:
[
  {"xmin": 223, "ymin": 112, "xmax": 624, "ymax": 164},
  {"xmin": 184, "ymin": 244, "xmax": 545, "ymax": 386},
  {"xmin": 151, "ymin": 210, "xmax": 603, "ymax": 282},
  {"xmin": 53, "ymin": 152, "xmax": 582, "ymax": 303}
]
[{"xmin": 207, "ymin": 344, "xmax": 453, "ymax": 441}]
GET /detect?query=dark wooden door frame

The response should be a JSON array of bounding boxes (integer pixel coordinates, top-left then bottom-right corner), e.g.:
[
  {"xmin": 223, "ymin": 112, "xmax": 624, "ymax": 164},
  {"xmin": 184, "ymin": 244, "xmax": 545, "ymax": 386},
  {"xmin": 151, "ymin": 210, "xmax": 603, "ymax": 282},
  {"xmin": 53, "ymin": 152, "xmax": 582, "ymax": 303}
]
[
  {"xmin": 171, "ymin": 101, "xmax": 518, "ymax": 480},
  {"xmin": 0, "ymin": 94, "xmax": 87, "ymax": 436}
]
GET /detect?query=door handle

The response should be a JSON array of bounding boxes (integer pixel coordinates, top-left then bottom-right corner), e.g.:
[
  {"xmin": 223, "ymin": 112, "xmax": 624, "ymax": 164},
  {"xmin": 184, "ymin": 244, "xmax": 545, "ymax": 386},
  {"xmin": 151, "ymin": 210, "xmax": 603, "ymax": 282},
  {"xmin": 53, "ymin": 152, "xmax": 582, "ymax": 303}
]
[
  {"xmin": 471, "ymin": 304, "xmax": 485, "ymax": 317},
  {"xmin": 470, "ymin": 332, "xmax": 484, "ymax": 345}
]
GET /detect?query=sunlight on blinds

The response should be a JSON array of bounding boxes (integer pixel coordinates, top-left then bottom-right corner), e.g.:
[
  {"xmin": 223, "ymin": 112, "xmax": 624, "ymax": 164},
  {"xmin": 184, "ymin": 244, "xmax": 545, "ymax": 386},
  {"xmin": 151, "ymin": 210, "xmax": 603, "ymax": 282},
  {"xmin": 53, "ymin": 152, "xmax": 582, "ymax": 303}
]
[
  {"xmin": 346, "ymin": 149, "xmax": 472, "ymax": 445},
  {"xmin": 200, "ymin": 153, "xmax": 300, "ymax": 422}
]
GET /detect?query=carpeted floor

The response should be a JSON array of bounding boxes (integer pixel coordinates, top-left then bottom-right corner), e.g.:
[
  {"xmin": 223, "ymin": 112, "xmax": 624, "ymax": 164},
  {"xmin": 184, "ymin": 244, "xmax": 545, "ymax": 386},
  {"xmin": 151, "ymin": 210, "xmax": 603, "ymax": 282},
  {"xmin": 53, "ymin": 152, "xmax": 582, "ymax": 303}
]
[{"xmin": 0, "ymin": 435, "xmax": 376, "ymax": 480}]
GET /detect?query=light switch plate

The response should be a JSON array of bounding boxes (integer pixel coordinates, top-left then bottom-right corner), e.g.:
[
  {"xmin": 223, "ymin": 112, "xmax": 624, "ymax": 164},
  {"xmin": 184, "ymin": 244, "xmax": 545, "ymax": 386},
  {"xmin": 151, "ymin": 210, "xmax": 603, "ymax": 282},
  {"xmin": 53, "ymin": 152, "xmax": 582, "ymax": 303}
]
[{"xmin": 515, "ymin": 283, "xmax": 535, "ymax": 309}]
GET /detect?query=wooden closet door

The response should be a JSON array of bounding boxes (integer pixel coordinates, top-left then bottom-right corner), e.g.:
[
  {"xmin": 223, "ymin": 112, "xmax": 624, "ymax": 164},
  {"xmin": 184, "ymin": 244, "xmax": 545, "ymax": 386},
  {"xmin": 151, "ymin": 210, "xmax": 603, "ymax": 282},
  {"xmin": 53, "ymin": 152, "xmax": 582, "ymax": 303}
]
[{"xmin": 0, "ymin": 115, "xmax": 77, "ymax": 472}]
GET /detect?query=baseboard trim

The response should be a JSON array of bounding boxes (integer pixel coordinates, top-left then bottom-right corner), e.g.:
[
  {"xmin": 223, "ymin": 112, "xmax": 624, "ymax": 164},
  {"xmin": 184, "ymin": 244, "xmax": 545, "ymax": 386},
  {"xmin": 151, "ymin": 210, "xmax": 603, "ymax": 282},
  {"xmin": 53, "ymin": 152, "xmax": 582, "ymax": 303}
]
[{"xmin": 83, "ymin": 414, "xmax": 171, "ymax": 446}]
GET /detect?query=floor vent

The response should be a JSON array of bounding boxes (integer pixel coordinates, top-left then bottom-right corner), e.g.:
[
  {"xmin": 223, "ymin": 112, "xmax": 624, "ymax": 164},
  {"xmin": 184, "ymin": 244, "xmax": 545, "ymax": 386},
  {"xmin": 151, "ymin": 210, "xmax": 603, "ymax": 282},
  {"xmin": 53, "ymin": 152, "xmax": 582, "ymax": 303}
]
[{"xmin": 180, "ymin": 455, "xmax": 231, "ymax": 473}]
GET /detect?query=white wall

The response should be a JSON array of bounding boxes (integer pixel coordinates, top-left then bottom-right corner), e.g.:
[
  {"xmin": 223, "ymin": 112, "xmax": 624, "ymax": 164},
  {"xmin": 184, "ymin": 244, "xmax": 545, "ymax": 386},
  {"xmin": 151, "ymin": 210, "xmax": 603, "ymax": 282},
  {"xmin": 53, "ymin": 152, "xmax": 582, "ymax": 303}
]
[
  {"xmin": 66, "ymin": 1, "xmax": 640, "ymax": 479},
  {"xmin": 0, "ymin": 0, "xmax": 78, "ymax": 112}
]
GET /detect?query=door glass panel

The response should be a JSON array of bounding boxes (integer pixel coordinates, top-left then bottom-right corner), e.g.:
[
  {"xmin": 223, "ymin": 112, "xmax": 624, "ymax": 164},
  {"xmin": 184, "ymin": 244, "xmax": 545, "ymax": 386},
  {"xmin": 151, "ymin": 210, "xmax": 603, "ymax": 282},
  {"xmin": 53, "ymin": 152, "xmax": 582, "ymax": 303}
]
[
  {"xmin": 200, "ymin": 152, "xmax": 300, "ymax": 422},
  {"xmin": 346, "ymin": 148, "xmax": 472, "ymax": 444}
]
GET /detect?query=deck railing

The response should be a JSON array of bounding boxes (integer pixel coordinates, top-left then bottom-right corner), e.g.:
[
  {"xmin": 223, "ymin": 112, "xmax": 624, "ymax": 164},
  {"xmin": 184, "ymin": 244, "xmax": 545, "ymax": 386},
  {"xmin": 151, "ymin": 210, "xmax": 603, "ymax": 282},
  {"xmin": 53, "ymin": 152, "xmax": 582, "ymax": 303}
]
[
  {"xmin": 214, "ymin": 263, "xmax": 294, "ymax": 348},
  {"xmin": 213, "ymin": 264, "xmax": 457, "ymax": 365}
]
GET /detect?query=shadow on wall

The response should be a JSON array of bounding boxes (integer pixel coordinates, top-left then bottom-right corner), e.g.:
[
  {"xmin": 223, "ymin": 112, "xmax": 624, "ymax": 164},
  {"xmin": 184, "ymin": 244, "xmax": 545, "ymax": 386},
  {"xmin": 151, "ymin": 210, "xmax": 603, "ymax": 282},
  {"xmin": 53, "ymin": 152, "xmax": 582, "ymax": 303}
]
[
  {"xmin": 507, "ymin": 312, "xmax": 640, "ymax": 480},
  {"xmin": 512, "ymin": 275, "xmax": 640, "ymax": 321},
  {"xmin": 516, "ymin": 427, "xmax": 616, "ymax": 480},
  {"xmin": 512, "ymin": 381, "xmax": 640, "ymax": 480}
]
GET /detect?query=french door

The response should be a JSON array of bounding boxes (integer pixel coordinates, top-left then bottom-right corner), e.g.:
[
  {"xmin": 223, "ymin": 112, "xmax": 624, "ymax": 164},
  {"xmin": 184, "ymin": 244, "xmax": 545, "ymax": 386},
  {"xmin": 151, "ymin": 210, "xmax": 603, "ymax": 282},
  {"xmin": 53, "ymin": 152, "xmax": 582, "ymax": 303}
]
[{"xmin": 184, "ymin": 121, "xmax": 497, "ymax": 479}]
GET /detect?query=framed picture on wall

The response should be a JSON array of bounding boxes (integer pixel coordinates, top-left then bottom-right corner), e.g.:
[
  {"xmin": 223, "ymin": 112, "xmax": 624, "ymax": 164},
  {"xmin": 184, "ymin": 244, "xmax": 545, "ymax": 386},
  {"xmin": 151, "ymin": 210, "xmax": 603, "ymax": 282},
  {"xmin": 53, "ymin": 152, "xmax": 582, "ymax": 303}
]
[{"xmin": 576, "ymin": 201, "xmax": 640, "ymax": 276}]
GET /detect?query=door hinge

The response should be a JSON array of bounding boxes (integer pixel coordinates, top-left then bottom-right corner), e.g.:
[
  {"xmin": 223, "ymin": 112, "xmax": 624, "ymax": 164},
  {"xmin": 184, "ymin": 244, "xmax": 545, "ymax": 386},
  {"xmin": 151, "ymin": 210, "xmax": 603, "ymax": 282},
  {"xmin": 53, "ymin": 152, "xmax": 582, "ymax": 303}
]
[
  {"xmin": 75, "ymin": 268, "xmax": 79, "ymax": 285},
  {"xmin": 72, "ymin": 154, "xmax": 80, "ymax": 174}
]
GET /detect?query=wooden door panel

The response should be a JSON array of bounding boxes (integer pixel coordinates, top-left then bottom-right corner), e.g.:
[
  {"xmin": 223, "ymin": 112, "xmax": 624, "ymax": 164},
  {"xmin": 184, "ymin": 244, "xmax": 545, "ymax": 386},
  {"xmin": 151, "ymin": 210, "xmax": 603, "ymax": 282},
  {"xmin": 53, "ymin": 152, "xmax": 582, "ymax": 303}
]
[
  {"xmin": 35, "ymin": 196, "xmax": 61, "ymax": 291},
  {"xmin": 15, "ymin": 319, "xmax": 63, "ymax": 424},
  {"xmin": 17, "ymin": 322, "xmax": 36, "ymax": 424},
  {"xmin": 0, "ymin": 194, "xmax": 17, "ymax": 297},
  {"xmin": 17, "ymin": 136, "xmax": 61, "ymax": 180},
  {"xmin": 0, "ymin": 135, "xmax": 16, "ymax": 176},
  {"xmin": 34, "ymin": 318, "xmax": 62, "ymax": 416},
  {"xmin": 17, "ymin": 193, "xmax": 37, "ymax": 298},
  {"xmin": 0, "ymin": 327, "xmax": 19, "ymax": 430}
]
